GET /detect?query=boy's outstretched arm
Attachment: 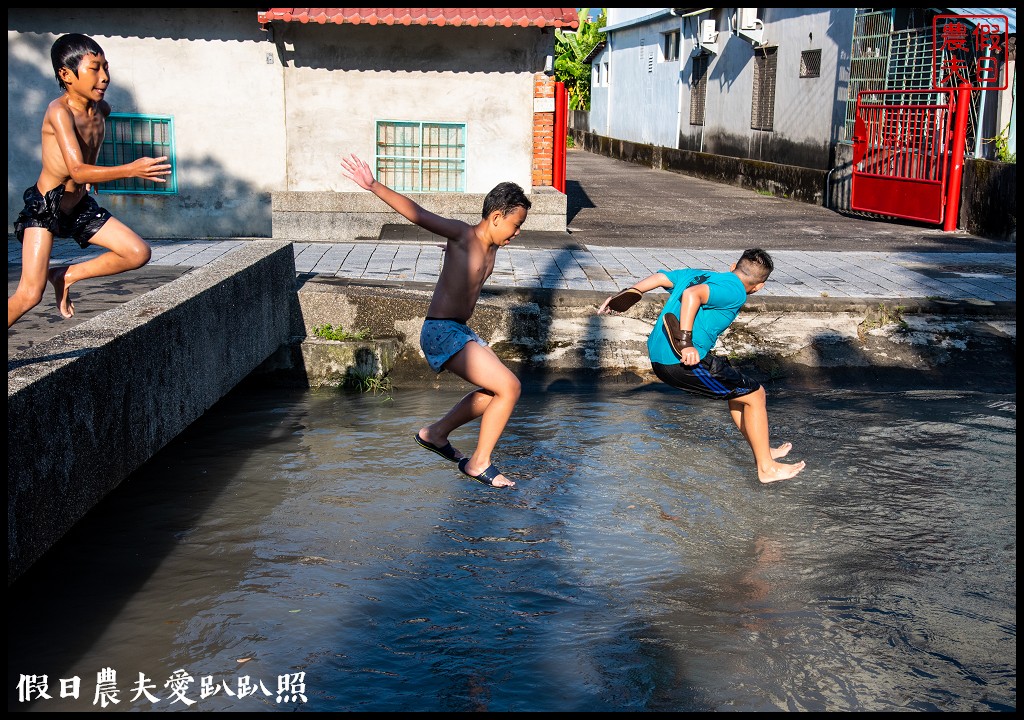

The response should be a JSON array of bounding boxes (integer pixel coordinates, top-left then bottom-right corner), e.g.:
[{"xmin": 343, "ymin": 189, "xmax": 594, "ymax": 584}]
[
  {"xmin": 597, "ymin": 272, "xmax": 672, "ymax": 314},
  {"xmin": 49, "ymin": 104, "xmax": 171, "ymax": 185},
  {"xmin": 339, "ymin": 153, "xmax": 468, "ymax": 239}
]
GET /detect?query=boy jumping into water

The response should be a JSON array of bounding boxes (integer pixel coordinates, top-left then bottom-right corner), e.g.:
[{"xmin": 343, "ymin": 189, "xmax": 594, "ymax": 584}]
[
  {"xmin": 8, "ymin": 33, "xmax": 171, "ymax": 329},
  {"xmin": 599, "ymin": 248, "xmax": 805, "ymax": 483},
  {"xmin": 340, "ymin": 153, "xmax": 531, "ymax": 488}
]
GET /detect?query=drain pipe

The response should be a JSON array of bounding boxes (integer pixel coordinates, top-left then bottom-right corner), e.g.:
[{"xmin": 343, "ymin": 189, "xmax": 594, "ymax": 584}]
[
  {"xmin": 824, "ymin": 165, "xmax": 838, "ymax": 210},
  {"xmin": 973, "ymin": 47, "xmax": 992, "ymax": 158}
]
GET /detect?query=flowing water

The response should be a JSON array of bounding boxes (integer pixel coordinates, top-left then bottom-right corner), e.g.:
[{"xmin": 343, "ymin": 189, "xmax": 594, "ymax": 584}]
[{"xmin": 7, "ymin": 377, "xmax": 1016, "ymax": 712}]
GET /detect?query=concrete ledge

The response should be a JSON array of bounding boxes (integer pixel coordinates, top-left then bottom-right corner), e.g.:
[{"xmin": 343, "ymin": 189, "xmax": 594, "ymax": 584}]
[
  {"xmin": 7, "ymin": 241, "xmax": 301, "ymax": 585},
  {"xmin": 298, "ymin": 338, "xmax": 400, "ymax": 388},
  {"xmin": 271, "ymin": 187, "xmax": 567, "ymax": 241},
  {"xmin": 272, "ymin": 278, "xmax": 1016, "ymax": 390}
]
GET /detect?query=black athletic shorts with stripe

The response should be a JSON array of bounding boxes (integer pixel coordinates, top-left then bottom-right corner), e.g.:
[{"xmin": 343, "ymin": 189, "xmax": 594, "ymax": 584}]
[{"xmin": 652, "ymin": 354, "xmax": 761, "ymax": 401}]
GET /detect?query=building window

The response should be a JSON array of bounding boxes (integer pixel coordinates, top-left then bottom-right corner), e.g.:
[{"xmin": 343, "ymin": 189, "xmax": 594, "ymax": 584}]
[
  {"xmin": 376, "ymin": 121, "xmax": 466, "ymax": 192},
  {"xmin": 593, "ymin": 63, "xmax": 600, "ymax": 88},
  {"xmin": 800, "ymin": 49, "xmax": 822, "ymax": 78},
  {"xmin": 751, "ymin": 47, "xmax": 778, "ymax": 131},
  {"xmin": 603, "ymin": 61, "xmax": 610, "ymax": 86},
  {"xmin": 843, "ymin": 8, "xmax": 981, "ymax": 147},
  {"xmin": 97, "ymin": 113, "xmax": 177, "ymax": 194},
  {"xmin": 690, "ymin": 54, "xmax": 709, "ymax": 125},
  {"xmin": 663, "ymin": 30, "xmax": 680, "ymax": 62}
]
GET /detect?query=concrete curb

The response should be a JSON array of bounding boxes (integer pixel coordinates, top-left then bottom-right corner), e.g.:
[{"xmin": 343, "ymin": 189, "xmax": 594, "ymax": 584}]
[{"xmin": 8, "ymin": 241, "xmax": 299, "ymax": 586}]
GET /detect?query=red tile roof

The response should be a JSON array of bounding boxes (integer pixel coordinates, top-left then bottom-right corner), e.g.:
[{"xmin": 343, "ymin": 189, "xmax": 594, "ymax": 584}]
[{"xmin": 257, "ymin": 8, "xmax": 579, "ymax": 29}]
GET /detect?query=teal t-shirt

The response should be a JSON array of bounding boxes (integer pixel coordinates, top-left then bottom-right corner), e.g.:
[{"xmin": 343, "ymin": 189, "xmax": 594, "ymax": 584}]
[{"xmin": 647, "ymin": 268, "xmax": 749, "ymax": 364}]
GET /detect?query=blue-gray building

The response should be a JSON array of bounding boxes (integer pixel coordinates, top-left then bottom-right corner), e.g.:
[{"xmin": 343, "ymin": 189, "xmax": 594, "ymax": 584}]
[{"xmin": 586, "ymin": 7, "xmax": 1016, "ymax": 171}]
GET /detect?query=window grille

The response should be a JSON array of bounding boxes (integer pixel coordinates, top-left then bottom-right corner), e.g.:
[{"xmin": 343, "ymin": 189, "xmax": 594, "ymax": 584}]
[
  {"xmin": 844, "ymin": 9, "xmax": 894, "ymax": 142},
  {"xmin": 843, "ymin": 8, "xmax": 982, "ymax": 147},
  {"xmin": 690, "ymin": 54, "xmax": 709, "ymax": 125},
  {"xmin": 751, "ymin": 47, "xmax": 778, "ymax": 131},
  {"xmin": 800, "ymin": 49, "xmax": 822, "ymax": 78},
  {"xmin": 97, "ymin": 113, "xmax": 177, "ymax": 194},
  {"xmin": 376, "ymin": 121, "xmax": 466, "ymax": 193}
]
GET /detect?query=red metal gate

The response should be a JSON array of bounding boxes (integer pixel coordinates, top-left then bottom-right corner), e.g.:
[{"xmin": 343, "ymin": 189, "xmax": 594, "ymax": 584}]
[{"xmin": 851, "ymin": 90, "xmax": 955, "ymax": 225}]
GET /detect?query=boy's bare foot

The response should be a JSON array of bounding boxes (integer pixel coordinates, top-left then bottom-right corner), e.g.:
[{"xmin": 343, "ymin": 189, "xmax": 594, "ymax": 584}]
[
  {"xmin": 48, "ymin": 267, "xmax": 74, "ymax": 318},
  {"xmin": 770, "ymin": 442, "xmax": 793, "ymax": 460},
  {"xmin": 757, "ymin": 460, "xmax": 806, "ymax": 484},
  {"xmin": 458, "ymin": 458, "xmax": 515, "ymax": 488}
]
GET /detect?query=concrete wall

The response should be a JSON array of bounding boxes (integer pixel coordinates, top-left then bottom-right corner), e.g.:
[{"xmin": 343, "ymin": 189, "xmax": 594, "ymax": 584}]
[
  {"xmin": 271, "ymin": 186, "xmax": 568, "ymax": 241},
  {"xmin": 277, "ymin": 279, "xmax": 1016, "ymax": 390},
  {"xmin": 684, "ymin": 8, "xmax": 853, "ymax": 170},
  {"xmin": 7, "ymin": 241, "xmax": 300, "ymax": 585}
]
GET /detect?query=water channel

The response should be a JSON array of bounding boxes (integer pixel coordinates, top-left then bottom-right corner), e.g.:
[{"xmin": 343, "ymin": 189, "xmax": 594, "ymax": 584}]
[{"xmin": 8, "ymin": 376, "xmax": 1016, "ymax": 711}]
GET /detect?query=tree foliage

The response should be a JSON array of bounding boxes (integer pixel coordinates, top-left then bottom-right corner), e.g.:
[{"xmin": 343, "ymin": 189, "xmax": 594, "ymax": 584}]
[{"xmin": 555, "ymin": 8, "xmax": 607, "ymax": 111}]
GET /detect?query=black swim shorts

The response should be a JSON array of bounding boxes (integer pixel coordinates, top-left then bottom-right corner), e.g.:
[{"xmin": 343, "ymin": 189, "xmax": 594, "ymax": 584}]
[
  {"xmin": 652, "ymin": 355, "xmax": 761, "ymax": 401},
  {"xmin": 14, "ymin": 185, "xmax": 112, "ymax": 249}
]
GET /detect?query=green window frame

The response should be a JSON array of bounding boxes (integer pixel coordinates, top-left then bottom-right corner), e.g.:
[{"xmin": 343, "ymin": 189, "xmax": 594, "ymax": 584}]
[
  {"xmin": 97, "ymin": 113, "xmax": 177, "ymax": 194},
  {"xmin": 375, "ymin": 121, "xmax": 466, "ymax": 193}
]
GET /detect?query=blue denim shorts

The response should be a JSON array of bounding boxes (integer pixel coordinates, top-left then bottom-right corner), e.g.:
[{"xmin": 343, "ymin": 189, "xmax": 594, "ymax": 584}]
[{"xmin": 419, "ymin": 318, "xmax": 488, "ymax": 373}]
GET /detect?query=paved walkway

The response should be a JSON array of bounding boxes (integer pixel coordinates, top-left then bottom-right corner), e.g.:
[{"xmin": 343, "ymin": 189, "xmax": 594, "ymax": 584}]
[{"xmin": 12, "ymin": 236, "xmax": 1016, "ymax": 302}]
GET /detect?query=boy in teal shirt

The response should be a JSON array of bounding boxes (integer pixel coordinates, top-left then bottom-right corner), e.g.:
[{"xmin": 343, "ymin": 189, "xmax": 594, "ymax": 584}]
[{"xmin": 599, "ymin": 248, "xmax": 805, "ymax": 483}]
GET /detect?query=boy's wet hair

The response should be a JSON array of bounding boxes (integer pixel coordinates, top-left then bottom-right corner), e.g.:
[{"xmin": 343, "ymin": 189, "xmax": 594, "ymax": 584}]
[
  {"xmin": 51, "ymin": 33, "xmax": 105, "ymax": 91},
  {"xmin": 736, "ymin": 248, "xmax": 774, "ymax": 282},
  {"xmin": 482, "ymin": 182, "xmax": 532, "ymax": 219}
]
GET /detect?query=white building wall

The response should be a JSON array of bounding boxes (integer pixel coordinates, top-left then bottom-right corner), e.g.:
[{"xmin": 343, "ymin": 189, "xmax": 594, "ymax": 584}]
[
  {"xmin": 277, "ymin": 23, "xmax": 544, "ymax": 195},
  {"xmin": 603, "ymin": 9, "xmax": 682, "ymax": 147},
  {"xmin": 589, "ymin": 46, "xmax": 611, "ymax": 136},
  {"xmin": 8, "ymin": 10, "xmax": 551, "ymax": 239}
]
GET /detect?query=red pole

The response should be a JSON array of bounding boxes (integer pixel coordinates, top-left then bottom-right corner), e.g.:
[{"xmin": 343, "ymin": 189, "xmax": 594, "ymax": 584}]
[
  {"xmin": 943, "ymin": 85, "xmax": 971, "ymax": 231},
  {"xmin": 554, "ymin": 81, "xmax": 567, "ymax": 193}
]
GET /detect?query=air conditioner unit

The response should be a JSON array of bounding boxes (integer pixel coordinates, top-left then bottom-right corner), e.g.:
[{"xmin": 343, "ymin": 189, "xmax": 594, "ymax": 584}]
[
  {"xmin": 734, "ymin": 8, "xmax": 764, "ymax": 46},
  {"xmin": 738, "ymin": 7, "xmax": 760, "ymax": 31},
  {"xmin": 700, "ymin": 19, "xmax": 719, "ymax": 45}
]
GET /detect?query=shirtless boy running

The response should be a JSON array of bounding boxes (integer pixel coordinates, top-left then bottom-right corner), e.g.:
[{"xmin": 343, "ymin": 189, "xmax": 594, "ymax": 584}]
[{"xmin": 8, "ymin": 33, "xmax": 171, "ymax": 329}]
